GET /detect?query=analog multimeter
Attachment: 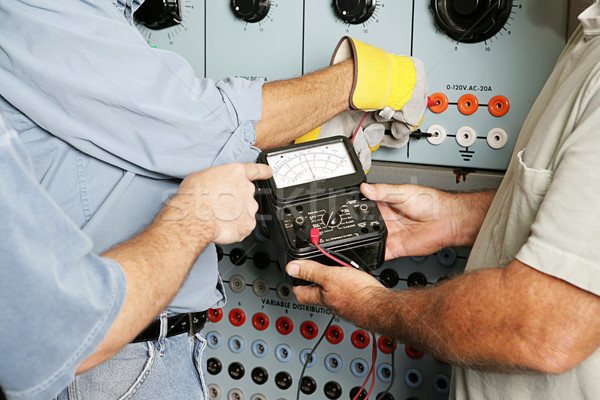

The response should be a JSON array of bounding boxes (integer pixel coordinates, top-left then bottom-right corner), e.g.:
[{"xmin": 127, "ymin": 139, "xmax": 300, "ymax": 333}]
[{"xmin": 256, "ymin": 136, "xmax": 387, "ymax": 275}]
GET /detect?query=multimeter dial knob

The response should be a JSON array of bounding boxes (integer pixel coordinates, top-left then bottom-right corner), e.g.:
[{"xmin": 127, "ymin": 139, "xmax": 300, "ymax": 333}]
[
  {"xmin": 332, "ymin": 0, "xmax": 376, "ymax": 25},
  {"xmin": 231, "ymin": 0, "xmax": 271, "ymax": 23},
  {"xmin": 430, "ymin": 0, "xmax": 513, "ymax": 43},
  {"xmin": 134, "ymin": 0, "xmax": 182, "ymax": 30},
  {"xmin": 323, "ymin": 211, "xmax": 343, "ymax": 228}
]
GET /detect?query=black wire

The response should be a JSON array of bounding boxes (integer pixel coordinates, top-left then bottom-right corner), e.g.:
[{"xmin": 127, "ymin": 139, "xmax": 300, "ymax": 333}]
[
  {"xmin": 296, "ymin": 314, "xmax": 336, "ymax": 400},
  {"xmin": 325, "ymin": 248, "xmax": 370, "ymax": 273},
  {"xmin": 326, "ymin": 248, "xmax": 357, "ymax": 266},
  {"xmin": 309, "ymin": 229, "xmax": 370, "ymax": 273}
]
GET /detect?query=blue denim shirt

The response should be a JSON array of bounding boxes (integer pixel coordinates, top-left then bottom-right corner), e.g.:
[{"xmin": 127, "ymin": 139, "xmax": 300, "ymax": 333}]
[
  {"xmin": 0, "ymin": 1, "xmax": 263, "ymax": 312},
  {"xmin": 0, "ymin": 113, "xmax": 126, "ymax": 400}
]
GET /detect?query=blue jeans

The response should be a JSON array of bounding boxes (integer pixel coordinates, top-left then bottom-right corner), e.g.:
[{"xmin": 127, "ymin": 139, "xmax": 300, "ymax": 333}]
[{"xmin": 58, "ymin": 314, "xmax": 208, "ymax": 400}]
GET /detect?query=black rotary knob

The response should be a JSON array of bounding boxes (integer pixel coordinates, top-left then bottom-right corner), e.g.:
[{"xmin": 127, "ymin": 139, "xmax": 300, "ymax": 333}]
[
  {"xmin": 231, "ymin": 0, "xmax": 271, "ymax": 23},
  {"xmin": 323, "ymin": 211, "xmax": 343, "ymax": 228},
  {"xmin": 332, "ymin": 0, "xmax": 376, "ymax": 25},
  {"xmin": 430, "ymin": 0, "xmax": 513, "ymax": 43},
  {"xmin": 134, "ymin": 0, "xmax": 182, "ymax": 30}
]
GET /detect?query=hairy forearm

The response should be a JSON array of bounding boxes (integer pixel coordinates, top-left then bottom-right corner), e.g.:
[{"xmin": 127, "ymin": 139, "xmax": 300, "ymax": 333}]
[
  {"xmin": 254, "ymin": 60, "xmax": 353, "ymax": 149},
  {"xmin": 77, "ymin": 194, "xmax": 212, "ymax": 373},
  {"xmin": 356, "ymin": 260, "xmax": 600, "ymax": 374},
  {"xmin": 360, "ymin": 268, "xmax": 524, "ymax": 371}
]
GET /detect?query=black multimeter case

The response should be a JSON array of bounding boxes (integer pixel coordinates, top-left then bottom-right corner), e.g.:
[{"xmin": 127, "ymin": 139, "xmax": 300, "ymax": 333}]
[{"xmin": 255, "ymin": 136, "xmax": 387, "ymax": 277}]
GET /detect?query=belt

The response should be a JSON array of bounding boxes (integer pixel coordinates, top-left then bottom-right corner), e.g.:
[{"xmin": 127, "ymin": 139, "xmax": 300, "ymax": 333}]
[{"xmin": 132, "ymin": 311, "xmax": 208, "ymax": 343}]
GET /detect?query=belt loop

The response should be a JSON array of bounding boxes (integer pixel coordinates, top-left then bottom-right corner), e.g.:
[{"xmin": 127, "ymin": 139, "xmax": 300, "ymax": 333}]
[
  {"xmin": 157, "ymin": 312, "xmax": 168, "ymax": 355},
  {"xmin": 188, "ymin": 313, "xmax": 194, "ymax": 336}
]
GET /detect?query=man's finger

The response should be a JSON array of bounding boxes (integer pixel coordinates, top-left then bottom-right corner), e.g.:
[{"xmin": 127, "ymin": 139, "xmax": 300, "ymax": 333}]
[
  {"xmin": 286, "ymin": 259, "xmax": 329, "ymax": 286},
  {"xmin": 362, "ymin": 182, "xmax": 421, "ymax": 205},
  {"xmin": 292, "ymin": 285, "xmax": 326, "ymax": 307},
  {"xmin": 360, "ymin": 182, "xmax": 399, "ymax": 202},
  {"xmin": 244, "ymin": 163, "xmax": 273, "ymax": 181}
]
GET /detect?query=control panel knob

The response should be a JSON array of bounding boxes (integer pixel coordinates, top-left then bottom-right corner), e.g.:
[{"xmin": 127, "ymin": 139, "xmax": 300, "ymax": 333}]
[
  {"xmin": 231, "ymin": 0, "xmax": 271, "ymax": 23},
  {"xmin": 332, "ymin": 0, "xmax": 376, "ymax": 25},
  {"xmin": 134, "ymin": 0, "xmax": 182, "ymax": 30},
  {"xmin": 430, "ymin": 0, "xmax": 513, "ymax": 43}
]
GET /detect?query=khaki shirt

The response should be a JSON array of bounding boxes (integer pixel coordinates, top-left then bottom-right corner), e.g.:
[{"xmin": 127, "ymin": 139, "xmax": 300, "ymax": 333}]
[{"xmin": 452, "ymin": 3, "xmax": 600, "ymax": 399}]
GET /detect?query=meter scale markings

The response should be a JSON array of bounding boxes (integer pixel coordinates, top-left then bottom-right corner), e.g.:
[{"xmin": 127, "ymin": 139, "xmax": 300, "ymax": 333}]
[{"xmin": 267, "ymin": 142, "xmax": 355, "ymax": 189}]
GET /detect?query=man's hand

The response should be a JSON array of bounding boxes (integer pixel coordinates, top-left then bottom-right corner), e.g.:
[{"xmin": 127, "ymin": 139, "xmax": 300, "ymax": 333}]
[
  {"xmin": 165, "ymin": 163, "xmax": 272, "ymax": 245},
  {"xmin": 84, "ymin": 163, "xmax": 270, "ymax": 372},
  {"xmin": 286, "ymin": 260, "xmax": 385, "ymax": 328},
  {"xmin": 361, "ymin": 183, "xmax": 494, "ymax": 260}
]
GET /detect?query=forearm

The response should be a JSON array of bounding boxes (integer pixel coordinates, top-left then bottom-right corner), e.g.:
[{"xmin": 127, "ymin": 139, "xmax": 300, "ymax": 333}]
[
  {"xmin": 357, "ymin": 260, "xmax": 600, "ymax": 374},
  {"xmin": 77, "ymin": 195, "xmax": 212, "ymax": 372},
  {"xmin": 254, "ymin": 60, "xmax": 353, "ymax": 149},
  {"xmin": 359, "ymin": 268, "xmax": 523, "ymax": 371}
]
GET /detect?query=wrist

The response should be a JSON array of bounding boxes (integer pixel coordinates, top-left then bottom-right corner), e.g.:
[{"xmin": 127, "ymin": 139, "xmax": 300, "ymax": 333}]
[
  {"xmin": 354, "ymin": 286, "xmax": 394, "ymax": 331},
  {"xmin": 450, "ymin": 191, "xmax": 494, "ymax": 247},
  {"xmin": 154, "ymin": 192, "xmax": 215, "ymax": 252}
]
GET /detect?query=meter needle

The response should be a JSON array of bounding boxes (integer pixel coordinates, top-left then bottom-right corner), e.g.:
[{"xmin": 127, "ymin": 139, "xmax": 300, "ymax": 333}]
[{"xmin": 303, "ymin": 154, "xmax": 316, "ymax": 180}]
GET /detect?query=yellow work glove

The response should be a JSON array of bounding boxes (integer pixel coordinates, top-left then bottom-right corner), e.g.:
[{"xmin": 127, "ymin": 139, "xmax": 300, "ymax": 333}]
[
  {"xmin": 331, "ymin": 36, "xmax": 428, "ymax": 131},
  {"xmin": 296, "ymin": 37, "xmax": 427, "ymax": 171},
  {"xmin": 296, "ymin": 111, "xmax": 385, "ymax": 173}
]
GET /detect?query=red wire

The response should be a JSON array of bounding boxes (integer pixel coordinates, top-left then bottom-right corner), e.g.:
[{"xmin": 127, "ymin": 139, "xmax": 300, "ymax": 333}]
[
  {"xmin": 312, "ymin": 229, "xmax": 377, "ymax": 400},
  {"xmin": 352, "ymin": 368, "xmax": 370, "ymax": 400},
  {"xmin": 351, "ymin": 112, "xmax": 369, "ymax": 143},
  {"xmin": 365, "ymin": 332, "xmax": 378, "ymax": 398},
  {"xmin": 352, "ymin": 332, "xmax": 378, "ymax": 400},
  {"xmin": 311, "ymin": 228, "xmax": 354, "ymax": 269},
  {"xmin": 314, "ymin": 242, "xmax": 353, "ymax": 269}
]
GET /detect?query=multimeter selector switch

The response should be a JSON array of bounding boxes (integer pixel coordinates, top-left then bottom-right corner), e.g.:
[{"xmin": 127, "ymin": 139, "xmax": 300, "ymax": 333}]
[
  {"xmin": 231, "ymin": 0, "xmax": 271, "ymax": 23},
  {"xmin": 332, "ymin": 0, "xmax": 376, "ymax": 25},
  {"xmin": 323, "ymin": 211, "xmax": 343, "ymax": 227},
  {"xmin": 430, "ymin": 0, "xmax": 513, "ymax": 43},
  {"xmin": 134, "ymin": 0, "xmax": 182, "ymax": 30}
]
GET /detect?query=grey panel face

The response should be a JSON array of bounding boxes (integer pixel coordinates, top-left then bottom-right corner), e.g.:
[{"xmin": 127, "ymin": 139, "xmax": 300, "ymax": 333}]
[
  {"xmin": 302, "ymin": 1, "xmax": 414, "ymax": 75},
  {"xmin": 135, "ymin": 0, "xmax": 206, "ymax": 77},
  {"xmin": 374, "ymin": 0, "xmax": 569, "ymax": 170},
  {"xmin": 205, "ymin": 1, "xmax": 304, "ymax": 81}
]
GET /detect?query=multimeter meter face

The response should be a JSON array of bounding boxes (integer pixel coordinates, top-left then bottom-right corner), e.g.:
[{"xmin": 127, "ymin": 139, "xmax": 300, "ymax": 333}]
[
  {"xmin": 259, "ymin": 136, "xmax": 365, "ymax": 204},
  {"xmin": 266, "ymin": 140, "xmax": 357, "ymax": 188}
]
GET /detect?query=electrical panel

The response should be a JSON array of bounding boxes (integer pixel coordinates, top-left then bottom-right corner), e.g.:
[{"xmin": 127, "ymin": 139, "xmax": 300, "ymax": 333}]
[
  {"xmin": 207, "ymin": 238, "xmax": 467, "ymax": 400},
  {"xmin": 134, "ymin": 1, "xmax": 571, "ymax": 399},
  {"xmin": 398, "ymin": 0, "xmax": 568, "ymax": 170},
  {"xmin": 135, "ymin": 0, "xmax": 569, "ymax": 171}
]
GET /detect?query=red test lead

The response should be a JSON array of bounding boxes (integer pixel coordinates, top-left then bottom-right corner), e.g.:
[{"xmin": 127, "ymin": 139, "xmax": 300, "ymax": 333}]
[{"xmin": 310, "ymin": 228, "xmax": 320, "ymax": 245}]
